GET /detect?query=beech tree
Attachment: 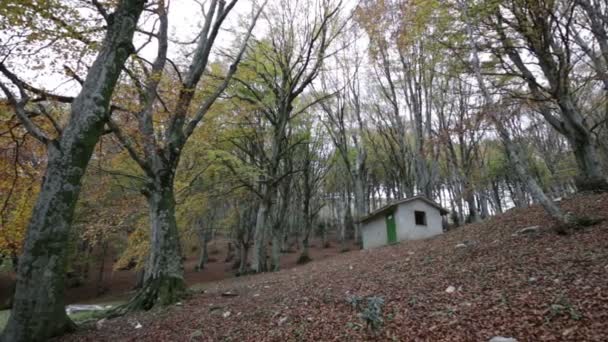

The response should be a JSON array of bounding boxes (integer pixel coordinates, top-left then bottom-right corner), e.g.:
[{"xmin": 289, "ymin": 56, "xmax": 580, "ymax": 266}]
[
  {"xmin": 0, "ymin": 0, "xmax": 145, "ymax": 340},
  {"xmin": 459, "ymin": 0, "xmax": 574, "ymax": 228},
  {"xmin": 106, "ymin": 0, "xmax": 265, "ymax": 311},
  {"xmin": 233, "ymin": 0, "xmax": 345, "ymax": 272},
  {"xmin": 482, "ymin": 0, "xmax": 608, "ymax": 191},
  {"xmin": 295, "ymin": 120, "xmax": 332, "ymax": 261},
  {"xmin": 318, "ymin": 28, "xmax": 368, "ymax": 243}
]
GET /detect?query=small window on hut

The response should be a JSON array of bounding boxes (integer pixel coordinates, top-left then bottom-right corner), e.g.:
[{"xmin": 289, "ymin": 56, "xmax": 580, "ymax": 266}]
[{"xmin": 414, "ymin": 211, "xmax": 427, "ymax": 226}]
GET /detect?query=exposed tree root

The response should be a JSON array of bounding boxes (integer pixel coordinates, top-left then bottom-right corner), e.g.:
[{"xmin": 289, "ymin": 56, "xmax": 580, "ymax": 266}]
[
  {"xmin": 296, "ymin": 252, "xmax": 312, "ymax": 265},
  {"xmin": 107, "ymin": 276, "xmax": 185, "ymax": 319},
  {"xmin": 574, "ymin": 177, "xmax": 608, "ymax": 193},
  {"xmin": 552, "ymin": 212, "xmax": 604, "ymax": 235}
]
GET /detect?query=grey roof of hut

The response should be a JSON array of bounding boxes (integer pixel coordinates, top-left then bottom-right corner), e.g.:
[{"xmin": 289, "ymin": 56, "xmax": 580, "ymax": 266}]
[{"xmin": 360, "ymin": 196, "xmax": 449, "ymax": 223}]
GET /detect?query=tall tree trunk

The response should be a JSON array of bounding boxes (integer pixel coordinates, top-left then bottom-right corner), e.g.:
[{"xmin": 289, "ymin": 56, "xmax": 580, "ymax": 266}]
[
  {"xmin": 501, "ymin": 130, "xmax": 572, "ymax": 226},
  {"xmin": 238, "ymin": 241, "xmax": 249, "ymax": 275},
  {"xmin": 570, "ymin": 134, "xmax": 607, "ymax": 191},
  {"xmin": 269, "ymin": 175, "xmax": 290, "ymax": 271},
  {"xmin": 460, "ymin": 0, "xmax": 573, "ymax": 228},
  {"xmin": 479, "ymin": 190, "xmax": 490, "ymax": 219},
  {"xmin": 506, "ymin": 177, "xmax": 524, "ymax": 208},
  {"xmin": 121, "ymin": 180, "xmax": 185, "ymax": 312},
  {"xmin": 195, "ymin": 235, "xmax": 209, "ymax": 271},
  {"xmin": 96, "ymin": 241, "xmax": 108, "ymax": 297},
  {"xmin": 491, "ymin": 181, "xmax": 503, "ymax": 214},
  {"xmin": 464, "ymin": 186, "xmax": 479, "ymax": 223},
  {"xmin": 251, "ymin": 192, "xmax": 271, "ymax": 273},
  {"xmin": 336, "ymin": 194, "xmax": 346, "ymax": 251},
  {"xmin": 299, "ymin": 189, "xmax": 312, "ymax": 263},
  {"xmin": 343, "ymin": 189, "xmax": 355, "ymax": 239},
  {"xmin": 3, "ymin": 89, "xmax": 85, "ymax": 342},
  {"xmin": 271, "ymin": 231, "xmax": 281, "ymax": 271},
  {"xmin": 300, "ymin": 229, "xmax": 311, "ymax": 261},
  {"xmin": 1, "ymin": 2, "xmax": 145, "ymax": 341},
  {"xmin": 133, "ymin": 268, "xmax": 145, "ymax": 290},
  {"xmin": 353, "ymin": 170, "xmax": 366, "ymax": 245},
  {"xmin": 83, "ymin": 244, "xmax": 92, "ymax": 281}
]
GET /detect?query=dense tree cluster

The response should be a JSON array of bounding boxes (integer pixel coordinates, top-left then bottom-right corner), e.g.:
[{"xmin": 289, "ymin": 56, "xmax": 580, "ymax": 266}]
[{"xmin": 0, "ymin": 0, "xmax": 606, "ymax": 340}]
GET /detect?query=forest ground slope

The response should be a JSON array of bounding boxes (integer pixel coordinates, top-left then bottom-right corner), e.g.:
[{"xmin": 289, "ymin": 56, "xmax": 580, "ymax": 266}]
[{"xmin": 61, "ymin": 194, "xmax": 608, "ymax": 341}]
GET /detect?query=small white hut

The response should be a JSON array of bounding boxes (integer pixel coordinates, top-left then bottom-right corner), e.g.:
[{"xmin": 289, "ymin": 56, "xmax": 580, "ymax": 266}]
[{"xmin": 360, "ymin": 196, "xmax": 448, "ymax": 250}]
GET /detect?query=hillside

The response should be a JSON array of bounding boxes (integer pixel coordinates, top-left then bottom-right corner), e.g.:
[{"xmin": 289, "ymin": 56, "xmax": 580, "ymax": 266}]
[{"xmin": 61, "ymin": 194, "xmax": 608, "ymax": 341}]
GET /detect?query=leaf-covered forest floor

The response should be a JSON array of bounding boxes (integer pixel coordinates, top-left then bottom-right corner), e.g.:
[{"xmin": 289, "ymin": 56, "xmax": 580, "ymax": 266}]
[
  {"xmin": 60, "ymin": 193, "xmax": 608, "ymax": 341},
  {"xmin": 0, "ymin": 236, "xmax": 357, "ymax": 306}
]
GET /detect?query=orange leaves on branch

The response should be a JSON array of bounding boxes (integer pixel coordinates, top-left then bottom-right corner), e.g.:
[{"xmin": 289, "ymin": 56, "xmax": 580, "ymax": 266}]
[{"xmin": 0, "ymin": 117, "xmax": 45, "ymax": 260}]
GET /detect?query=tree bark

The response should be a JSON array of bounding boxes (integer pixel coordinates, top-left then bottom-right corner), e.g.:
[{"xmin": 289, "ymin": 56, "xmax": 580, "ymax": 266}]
[
  {"xmin": 117, "ymin": 180, "xmax": 185, "ymax": 313},
  {"xmin": 133, "ymin": 268, "xmax": 145, "ymax": 290},
  {"xmin": 194, "ymin": 215, "xmax": 211, "ymax": 271},
  {"xmin": 571, "ymin": 135, "xmax": 608, "ymax": 191},
  {"xmin": 343, "ymin": 188, "xmax": 355, "ymax": 239},
  {"xmin": 464, "ymin": 185, "xmax": 479, "ymax": 223},
  {"xmin": 1, "ymin": 2, "xmax": 145, "ymax": 341},
  {"xmin": 352, "ymin": 167, "xmax": 366, "ymax": 245},
  {"xmin": 270, "ymin": 231, "xmax": 281, "ymax": 271},
  {"xmin": 479, "ymin": 190, "xmax": 490, "ymax": 219},
  {"xmin": 195, "ymin": 236, "xmax": 209, "ymax": 271},
  {"xmin": 96, "ymin": 241, "xmax": 108, "ymax": 297},
  {"xmin": 238, "ymin": 241, "xmax": 249, "ymax": 275},
  {"xmin": 251, "ymin": 192, "xmax": 271, "ymax": 273},
  {"xmin": 491, "ymin": 181, "xmax": 503, "ymax": 214},
  {"xmin": 299, "ymin": 186, "xmax": 313, "ymax": 263},
  {"xmin": 141, "ymin": 182, "xmax": 185, "ymax": 307}
]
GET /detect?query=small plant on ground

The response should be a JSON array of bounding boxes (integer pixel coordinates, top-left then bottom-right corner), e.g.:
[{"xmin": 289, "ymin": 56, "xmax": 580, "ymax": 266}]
[
  {"xmin": 346, "ymin": 294, "xmax": 363, "ymax": 310},
  {"xmin": 546, "ymin": 295, "xmax": 582, "ymax": 322},
  {"xmin": 360, "ymin": 296, "xmax": 385, "ymax": 331},
  {"xmin": 346, "ymin": 294, "xmax": 385, "ymax": 332}
]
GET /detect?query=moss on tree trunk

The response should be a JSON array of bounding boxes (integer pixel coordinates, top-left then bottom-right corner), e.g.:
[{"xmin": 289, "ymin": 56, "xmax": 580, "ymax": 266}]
[{"xmin": 113, "ymin": 180, "xmax": 185, "ymax": 314}]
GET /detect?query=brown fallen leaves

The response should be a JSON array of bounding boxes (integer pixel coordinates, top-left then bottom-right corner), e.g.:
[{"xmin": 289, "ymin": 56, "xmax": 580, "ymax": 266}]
[{"xmin": 59, "ymin": 193, "xmax": 608, "ymax": 341}]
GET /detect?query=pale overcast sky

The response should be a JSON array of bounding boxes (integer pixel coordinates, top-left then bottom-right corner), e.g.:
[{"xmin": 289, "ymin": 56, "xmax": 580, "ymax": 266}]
[{"xmin": 9, "ymin": 0, "xmax": 359, "ymax": 97}]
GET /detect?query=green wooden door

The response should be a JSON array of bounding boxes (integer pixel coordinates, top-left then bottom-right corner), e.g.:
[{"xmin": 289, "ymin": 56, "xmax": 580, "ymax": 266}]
[{"xmin": 385, "ymin": 213, "xmax": 397, "ymax": 244}]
